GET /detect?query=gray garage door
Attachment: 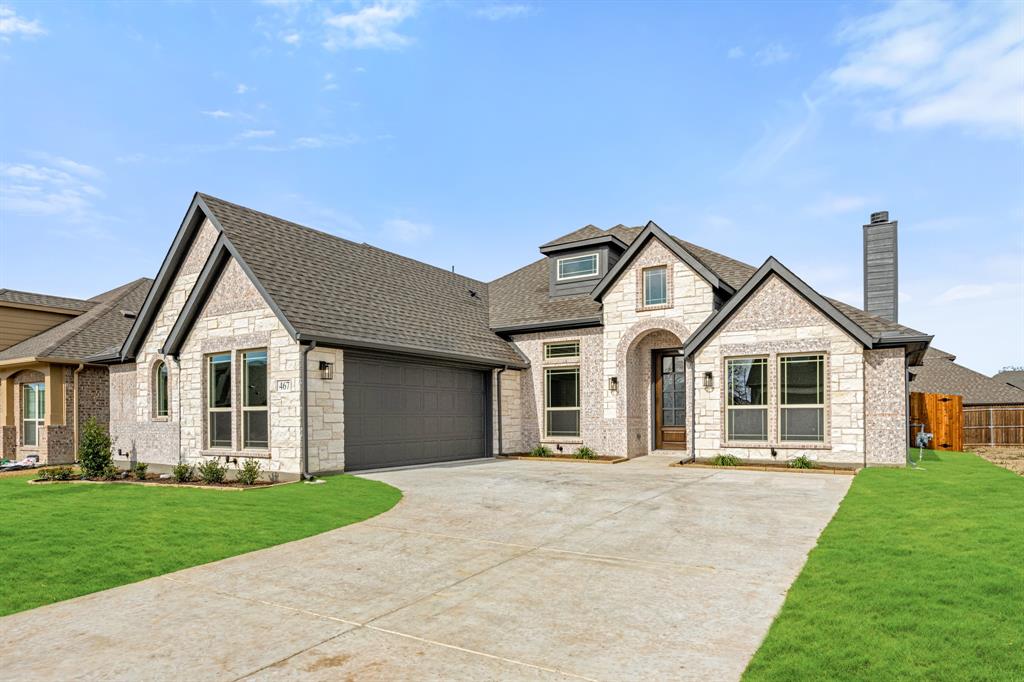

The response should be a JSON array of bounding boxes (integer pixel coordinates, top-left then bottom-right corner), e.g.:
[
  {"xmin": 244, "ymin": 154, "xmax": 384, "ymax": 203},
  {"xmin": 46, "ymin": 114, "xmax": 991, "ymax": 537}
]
[{"xmin": 344, "ymin": 354, "xmax": 489, "ymax": 471}]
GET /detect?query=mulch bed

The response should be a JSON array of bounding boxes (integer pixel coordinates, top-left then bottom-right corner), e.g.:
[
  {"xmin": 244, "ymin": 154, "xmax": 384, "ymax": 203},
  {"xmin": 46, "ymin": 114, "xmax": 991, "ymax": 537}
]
[
  {"xmin": 29, "ymin": 474, "xmax": 289, "ymax": 490},
  {"xmin": 497, "ymin": 454, "xmax": 627, "ymax": 464},
  {"xmin": 674, "ymin": 460, "xmax": 859, "ymax": 475},
  {"xmin": 968, "ymin": 446, "xmax": 1024, "ymax": 476}
]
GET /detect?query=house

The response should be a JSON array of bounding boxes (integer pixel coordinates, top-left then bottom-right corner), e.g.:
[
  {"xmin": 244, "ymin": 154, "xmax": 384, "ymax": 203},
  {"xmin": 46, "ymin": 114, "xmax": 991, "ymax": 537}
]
[
  {"xmin": 911, "ymin": 349, "xmax": 1024, "ymax": 407},
  {"xmin": 0, "ymin": 288, "xmax": 96, "ymax": 352},
  {"xmin": 993, "ymin": 369, "xmax": 1024, "ymax": 392},
  {"xmin": 0, "ymin": 279, "xmax": 152, "ymax": 464},
  {"xmin": 101, "ymin": 195, "xmax": 931, "ymax": 477}
]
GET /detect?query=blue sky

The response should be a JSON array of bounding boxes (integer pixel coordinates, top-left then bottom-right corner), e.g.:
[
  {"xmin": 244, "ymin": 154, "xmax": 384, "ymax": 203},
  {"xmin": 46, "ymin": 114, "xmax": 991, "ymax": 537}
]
[{"xmin": 1, "ymin": 0, "xmax": 1021, "ymax": 373}]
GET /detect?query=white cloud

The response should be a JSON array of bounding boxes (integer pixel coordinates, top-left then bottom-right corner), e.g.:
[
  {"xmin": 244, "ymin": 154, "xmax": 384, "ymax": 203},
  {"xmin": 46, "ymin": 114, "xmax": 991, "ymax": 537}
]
[
  {"xmin": 28, "ymin": 152, "xmax": 104, "ymax": 180},
  {"xmin": 246, "ymin": 133, "xmax": 360, "ymax": 152},
  {"xmin": 755, "ymin": 43, "xmax": 792, "ymax": 65},
  {"xmin": 0, "ymin": 157, "xmax": 105, "ymax": 224},
  {"xmin": 727, "ymin": 46, "xmax": 745, "ymax": 59},
  {"xmin": 734, "ymin": 94, "xmax": 820, "ymax": 179},
  {"xmin": 0, "ymin": 4, "xmax": 46, "ymax": 39},
  {"xmin": 323, "ymin": 1, "xmax": 417, "ymax": 50},
  {"xmin": 282, "ymin": 31, "xmax": 301, "ymax": 45},
  {"xmin": 830, "ymin": 1, "xmax": 1024, "ymax": 137},
  {"xmin": 239, "ymin": 129, "xmax": 276, "ymax": 139},
  {"xmin": 235, "ymin": 83, "xmax": 249, "ymax": 94},
  {"xmin": 322, "ymin": 72, "xmax": 338, "ymax": 91},
  {"xmin": 934, "ymin": 283, "xmax": 994, "ymax": 303},
  {"xmin": 474, "ymin": 4, "xmax": 530, "ymax": 21},
  {"xmin": 202, "ymin": 110, "xmax": 233, "ymax": 119},
  {"xmin": 383, "ymin": 218, "xmax": 432, "ymax": 242},
  {"xmin": 805, "ymin": 194, "xmax": 873, "ymax": 217}
]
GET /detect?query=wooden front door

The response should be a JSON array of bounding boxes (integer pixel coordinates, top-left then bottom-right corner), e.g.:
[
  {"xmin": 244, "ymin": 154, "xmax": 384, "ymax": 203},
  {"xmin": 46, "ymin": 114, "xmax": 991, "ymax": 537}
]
[{"xmin": 654, "ymin": 351, "xmax": 687, "ymax": 450}]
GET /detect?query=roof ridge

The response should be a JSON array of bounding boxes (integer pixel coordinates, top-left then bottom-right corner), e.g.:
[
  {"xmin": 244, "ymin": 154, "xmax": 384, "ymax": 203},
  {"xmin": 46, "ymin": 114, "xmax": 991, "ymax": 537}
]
[{"xmin": 37, "ymin": 278, "xmax": 150, "ymax": 358}]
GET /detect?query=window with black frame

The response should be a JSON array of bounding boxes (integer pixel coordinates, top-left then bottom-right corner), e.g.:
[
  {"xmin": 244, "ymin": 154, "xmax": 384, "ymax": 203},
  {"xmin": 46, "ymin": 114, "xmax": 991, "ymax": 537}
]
[
  {"xmin": 726, "ymin": 357, "xmax": 767, "ymax": 441},
  {"xmin": 207, "ymin": 353, "xmax": 232, "ymax": 448},
  {"xmin": 545, "ymin": 367, "xmax": 580, "ymax": 437},
  {"xmin": 242, "ymin": 349, "xmax": 268, "ymax": 449},
  {"xmin": 779, "ymin": 354, "xmax": 825, "ymax": 442}
]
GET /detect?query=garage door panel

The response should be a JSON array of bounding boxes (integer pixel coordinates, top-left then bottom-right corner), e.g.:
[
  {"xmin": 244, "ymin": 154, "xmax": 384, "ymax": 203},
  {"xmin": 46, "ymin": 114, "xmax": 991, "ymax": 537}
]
[{"xmin": 345, "ymin": 355, "xmax": 489, "ymax": 471}]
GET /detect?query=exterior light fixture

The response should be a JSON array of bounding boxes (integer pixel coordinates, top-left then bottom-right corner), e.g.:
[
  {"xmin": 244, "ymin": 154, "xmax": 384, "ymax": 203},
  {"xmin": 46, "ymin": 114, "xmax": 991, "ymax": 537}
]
[
  {"xmin": 319, "ymin": 361, "xmax": 334, "ymax": 380},
  {"xmin": 703, "ymin": 371, "xmax": 713, "ymax": 391},
  {"xmin": 608, "ymin": 376, "xmax": 618, "ymax": 392}
]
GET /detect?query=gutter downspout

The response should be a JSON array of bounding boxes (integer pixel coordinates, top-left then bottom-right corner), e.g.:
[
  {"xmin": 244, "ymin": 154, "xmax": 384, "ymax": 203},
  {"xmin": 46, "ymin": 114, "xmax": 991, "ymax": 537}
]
[
  {"xmin": 495, "ymin": 367, "xmax": 507, "ymax": 456},
  {"xmin": 72, "ymin": 363, "xmax": 85, "ymax": 460},
  {"xmin": 300, "ymin": 341, "xmax": 317, "ymax": 480},
  {"xmin": 686, "ymin": 355, "xmax": 696, "ymax": 464}
]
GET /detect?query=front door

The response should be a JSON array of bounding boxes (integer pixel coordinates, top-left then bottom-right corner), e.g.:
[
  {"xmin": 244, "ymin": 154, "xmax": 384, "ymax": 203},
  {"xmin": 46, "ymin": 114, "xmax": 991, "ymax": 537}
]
[{"xmin": 654, "ymin": 351, "xmax": 687, "ymax": 450}]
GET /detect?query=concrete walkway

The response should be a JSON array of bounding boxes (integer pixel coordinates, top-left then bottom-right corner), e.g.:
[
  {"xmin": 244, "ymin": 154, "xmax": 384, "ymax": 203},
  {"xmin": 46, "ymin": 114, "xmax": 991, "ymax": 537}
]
[{"xmin": 0, "ymin": 456, "xmax": 851, "ymax": 681}]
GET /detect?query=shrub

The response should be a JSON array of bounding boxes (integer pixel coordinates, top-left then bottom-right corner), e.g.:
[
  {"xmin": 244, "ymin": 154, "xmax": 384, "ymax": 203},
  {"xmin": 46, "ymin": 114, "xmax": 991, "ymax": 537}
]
[
  {"xmin": 197, "ymin": 458, "xmax": 227, "ymax": 484},
  {"xmin": 78, "ymin": 417, "xmax": 113, "ymax": 478},
  {"xmin": 37, "ymin": 468, "xmax": 54, "ymax": 481},
  {"xmin": 236, "ymin": 458, "xmax": 263, "ymax": 486},
  {"xmin": 132, "ymin": 462, "xmax": 149, "ymax": 480},
  {"xmin": 172, "ymin": 463, "xmax": 195, "ymax": 483},
  {"xmin": 789, "ymin": 455, "xmax": 814, "ymax": 469},
  {"xmin": 530, "ymin": 444, "xmax": 553, "ymax": 457},
  {"xmin": 100, "ymin": 463, "xmax": 120, "ymax": 480},
  {"xmin": 710, "ymin": 454, "xmax": 742, "ymax": 467},
  {"xmin": 575, "ymin": 446, "xmax": 597, "ymax": 460}
]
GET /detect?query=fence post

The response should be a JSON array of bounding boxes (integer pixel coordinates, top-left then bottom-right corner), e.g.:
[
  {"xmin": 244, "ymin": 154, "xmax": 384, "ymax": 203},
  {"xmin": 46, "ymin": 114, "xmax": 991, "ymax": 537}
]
[{"xmin": 989, "ymin": 407, "xmax": 995, "ymax": 446}]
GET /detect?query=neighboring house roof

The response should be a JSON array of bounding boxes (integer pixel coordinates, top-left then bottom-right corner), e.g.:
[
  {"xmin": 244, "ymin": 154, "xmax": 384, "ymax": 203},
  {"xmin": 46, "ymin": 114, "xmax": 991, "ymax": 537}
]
[
  {"xmin": 123, "ymin": 194, "xmax": 527, "ymax": 368},
  {"xmin": 0, "ymin": 278, "xmax": 152, "ymax": 364},
  {"xmin": 910, "ymin": 348, "xmax": 1024, "ymax": 406},
  {"xmin": 0, "ymin": 288, "xmax": 95, "ymax": 313},
  {"xmin": 993, "ymin": 370, "xmax": 1024, "ymax": 391}
]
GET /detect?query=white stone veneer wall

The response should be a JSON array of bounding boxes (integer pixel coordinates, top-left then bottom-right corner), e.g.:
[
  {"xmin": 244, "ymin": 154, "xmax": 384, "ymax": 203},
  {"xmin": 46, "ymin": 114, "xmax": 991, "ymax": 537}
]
[
  {"xmin": 492, "ymin": 367, "xmax": 524, "ymax": 454},
  {"xmin": 864, "ymin": 348, "xmax": 907, "ymax": 466},
  {"xmin": 306, "ymin": 347, "xmax": 345, "ymax": 473}
]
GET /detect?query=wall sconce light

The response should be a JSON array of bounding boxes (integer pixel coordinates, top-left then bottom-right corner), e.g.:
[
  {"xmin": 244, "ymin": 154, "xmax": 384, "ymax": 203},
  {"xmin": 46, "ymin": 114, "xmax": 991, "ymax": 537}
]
[
  {"xmin": 608, "ymin": 376, "xmax": 618, "ymax": 392},
  {"xmin": 318, "ymin": 361, "xmax": 334, "ymax": 380},
  {"xmin": 703, "ymin": 371, "xmax": 714, "ymax": 391}
]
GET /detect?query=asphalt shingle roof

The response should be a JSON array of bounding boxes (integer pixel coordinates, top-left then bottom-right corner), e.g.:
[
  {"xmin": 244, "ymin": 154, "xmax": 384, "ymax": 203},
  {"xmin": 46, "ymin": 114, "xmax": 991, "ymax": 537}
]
[
  {"xmin": 994, "ymin": 370, "xmax": 1024, "ymax": 391},
  {"xmin": 910, "ymin": 348, "xmax": 1024, "ymax": 406},
  {"xmin": 0, "ymin": 289, "xmax": 95, "ymax": 312},
  {"xmin": 0, "ymin": 278, "xmax": 152, "ymax": 362},
  {"xmin": 199, "ymin": 194, "xmax": 525, "ymax": 367}
]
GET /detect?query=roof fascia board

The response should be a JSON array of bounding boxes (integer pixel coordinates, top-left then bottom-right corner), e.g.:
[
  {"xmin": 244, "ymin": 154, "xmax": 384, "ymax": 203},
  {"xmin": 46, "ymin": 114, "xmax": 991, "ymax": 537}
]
[
  {"xmin": 492, "ymin": 317, "xmax": 603, "ymax": 337},
  {"xmin": 590, "ymin": 222, "xmax": 724, "ymax": 301},
  {"xmin": 0, "ymin": 301, "xmax": 90, "ymax": 315},
  {"xmin": 682, "ymin": 257, "xmax": 876, "ymax": 356},
  {"xmin": 296, "ymin": 333, "xmax": 529, "ymax": 369},
  {"xmin": 160, "ymin": 236, "xmax": 231, "ymax": 357},
  {"xmin": 539, "ymin": 235, "xmax": 628, "ymax": 255}
]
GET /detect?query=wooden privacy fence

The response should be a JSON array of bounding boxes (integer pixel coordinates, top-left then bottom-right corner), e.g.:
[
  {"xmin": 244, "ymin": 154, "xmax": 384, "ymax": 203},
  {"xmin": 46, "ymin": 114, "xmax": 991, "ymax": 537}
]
[
  {"xmin": 963, "ymin": 405, "xmax": 1024, "ymax": 447},
  {"xmin": 909, "ymin": 392, "xmax": 963, "ymax": 451}
]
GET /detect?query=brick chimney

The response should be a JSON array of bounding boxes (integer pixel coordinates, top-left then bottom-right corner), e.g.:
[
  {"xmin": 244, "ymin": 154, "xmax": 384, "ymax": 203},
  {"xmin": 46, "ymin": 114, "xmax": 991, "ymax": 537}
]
[{"xmin": 863, "ymin": 211, "xmax": 898, "ymax": 321}]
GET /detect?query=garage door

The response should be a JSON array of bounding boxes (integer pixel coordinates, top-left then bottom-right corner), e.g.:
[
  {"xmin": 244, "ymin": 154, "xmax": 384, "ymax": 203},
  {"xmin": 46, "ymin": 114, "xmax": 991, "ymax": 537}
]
[{"xmin": 344, "ymin": 354, "xmax": 489, "ymax": 471}]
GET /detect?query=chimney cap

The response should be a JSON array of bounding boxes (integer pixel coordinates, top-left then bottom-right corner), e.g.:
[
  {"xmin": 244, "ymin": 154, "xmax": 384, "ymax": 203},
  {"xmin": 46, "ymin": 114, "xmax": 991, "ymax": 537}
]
[{"xmin": 869, "ymin": 211, "xmax": 890, "ymax": 224}]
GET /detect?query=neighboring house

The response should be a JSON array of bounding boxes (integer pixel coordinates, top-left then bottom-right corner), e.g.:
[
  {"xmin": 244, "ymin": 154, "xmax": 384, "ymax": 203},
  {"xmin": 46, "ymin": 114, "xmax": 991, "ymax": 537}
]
[
  {"xmin": 993, "ymin": 369, "xmax": 1024, "ymax": 392},
  {"xmin": 0, "ymin": 279, "xmax": 153, "ymax": 464},
  {"xmin": 910, "ymin": 349, "xmax": 1024, "ymax": 406},
  {"xmin": 0, "ymin": 289, "xmax": 96, "ymax": 351},
  {"xmin": 102, "ymin": 195, "xmax": 931, "ymax": 478}
]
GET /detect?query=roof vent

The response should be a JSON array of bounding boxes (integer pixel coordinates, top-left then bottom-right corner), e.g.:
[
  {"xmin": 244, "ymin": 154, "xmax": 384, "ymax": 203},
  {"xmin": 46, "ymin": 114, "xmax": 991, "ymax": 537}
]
[
  {"xmin": 870, "ymin": 211, "xmax": 889, "ymax": 225},
  {"xmin": 121, "ymin": 310, "xmax": 137, "ymax": 319}
]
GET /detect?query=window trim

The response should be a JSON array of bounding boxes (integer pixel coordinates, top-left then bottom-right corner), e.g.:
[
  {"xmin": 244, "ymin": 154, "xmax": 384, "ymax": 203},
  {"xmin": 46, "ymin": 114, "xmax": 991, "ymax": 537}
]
[
  {"xmin": 153, "ymin": 360, "xmax": 169, "ymax": 420},
  {"xmin": 725, "ymin": 356, "xmax": 769, "ymax": 444},
  {"xmin": 241, "ymin": 348, "xmax": 269, "ymax": 451},
  {"xmin": 207, "ymin": 352, "xmax": 233, "ymax": 449},
  {"xmin": 778, "ymin": 353, "xmax": 826, "ymax": 444},
  {"xmin": 556, "ymin": 253, "xmax": 599, "ymax": 281},
  {"xmin": 642, "ymin": 265, "xmax": 669, "ymax": 307},
  {"xmin": 544, "ymin": 341, "xmax": 580, "ymax": 361},
  {"xmin": 544, "ymin": 366, "xmax": 581, "ymax": 438},
  {"xmin": 21, "ymin": 381, "xmax": 45, "ymax": 448}
]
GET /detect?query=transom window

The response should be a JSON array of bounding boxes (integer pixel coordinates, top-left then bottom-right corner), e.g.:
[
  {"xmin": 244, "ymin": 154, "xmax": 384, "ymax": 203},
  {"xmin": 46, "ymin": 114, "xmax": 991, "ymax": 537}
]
[
  {"xmin": 556, "ymin": 253, "xmax": 599, "ymax": 281},
  {"xmin": 207, "ymin": 353, "xmax": 232, "ymax": 448},
  {"xmin": 544, "ymin": 341, "xmax": 580, "ymax": 360},
  {"xmin": 242, "ymin": 350, "xmax": 268, "ymax": 449},
  {"xmin": 643, "ymin": 266, "xmax": 668, "ymax": 306},
  {"xmin": 726, "ymin": 357, "xmax": 768, "ymax": 441},
  {"xmin": 21, "ymin": 382, "xmax": 45, "ymax": 447},
  {"xmin": 154, "ymin": 361, "xmax": 169, "ymax": 418},
  {"xmin": 779, "ymin": 354, "xmax": 825, "ymax": 442},
  {"xmin": 545, "ymin": 367, "xmax": 580, "ymax": 437}
]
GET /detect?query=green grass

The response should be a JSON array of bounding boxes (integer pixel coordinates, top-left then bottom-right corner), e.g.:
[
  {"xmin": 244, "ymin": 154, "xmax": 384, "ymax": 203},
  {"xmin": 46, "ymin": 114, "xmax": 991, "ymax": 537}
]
[
  {"xmin": 0, "ymin": 473, "xmax": 401, "ymax": 616},
  {"xmin": 744, "ymin": 450, "xmax": 1023, "ymax": 681}
]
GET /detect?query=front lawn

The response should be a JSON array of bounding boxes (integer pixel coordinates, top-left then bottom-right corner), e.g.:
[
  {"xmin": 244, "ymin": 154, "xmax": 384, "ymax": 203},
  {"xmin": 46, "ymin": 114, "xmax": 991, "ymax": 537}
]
[
  {"xmin": 0, "ymin": 473, "xmax": 401, "ymax": 617},
  {"xmin": 744, "ymin": 450, "xmax": 1023, "ymax": 681}
]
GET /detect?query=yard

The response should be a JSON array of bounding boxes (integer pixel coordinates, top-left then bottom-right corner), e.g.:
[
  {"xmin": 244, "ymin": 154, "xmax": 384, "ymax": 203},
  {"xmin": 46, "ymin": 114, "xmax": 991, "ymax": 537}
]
[
  {"xmin": 744, "ymin": 450, "xmax": 1024, "ymax": 681},
  {"xmin": 0, "ymin": 473, "xmax": 401, "ymax": 617}
]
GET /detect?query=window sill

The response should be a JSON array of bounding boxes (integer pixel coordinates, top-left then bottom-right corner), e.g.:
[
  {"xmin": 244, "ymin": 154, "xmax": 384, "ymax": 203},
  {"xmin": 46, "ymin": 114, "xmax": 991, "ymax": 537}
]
[
  {"xmin": 199, "ymin": 450, "xmax": 272, "ymax": 460},
  {"xmin": 722, "ymin": 442, "xmax": 832, "ymax": 451},
  {"xmin": 151, "ymin": 416, "xmax": 170, "ymax": 423},
  {"xmin": 637, "ymin": 302, "xmax": 672, "ymax": 313},
  {"xmin": 541, "ymin": 437, "xmax": 583, "ymax": 445}
]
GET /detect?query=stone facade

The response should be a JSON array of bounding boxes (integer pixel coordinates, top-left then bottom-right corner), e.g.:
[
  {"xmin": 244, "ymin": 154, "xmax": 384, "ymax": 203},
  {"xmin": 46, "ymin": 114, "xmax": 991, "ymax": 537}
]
[
  {"xmin": 864, "ymin": 348, "xmax": 907, "ymax": 466},
  {"xmin": 492, "ymin": 367, "xmax": 524, "ymax": 454},
  {"xmin": 306, "ymin": 347, "xmax": 345, "ymax": 473}
]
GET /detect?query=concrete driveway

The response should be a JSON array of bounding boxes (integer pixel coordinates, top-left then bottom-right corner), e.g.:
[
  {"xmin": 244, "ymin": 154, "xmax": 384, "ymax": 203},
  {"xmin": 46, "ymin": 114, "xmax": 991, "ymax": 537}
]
[{"xmin": 0, "ymin": 456, "xmax": 851, "ymax": 681}]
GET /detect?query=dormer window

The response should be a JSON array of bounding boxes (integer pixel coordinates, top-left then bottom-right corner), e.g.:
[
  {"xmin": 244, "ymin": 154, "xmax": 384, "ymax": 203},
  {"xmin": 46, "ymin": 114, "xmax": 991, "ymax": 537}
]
[{"xmin": 556, "ymin": 253, "xmax": 599, "ymax": 281}]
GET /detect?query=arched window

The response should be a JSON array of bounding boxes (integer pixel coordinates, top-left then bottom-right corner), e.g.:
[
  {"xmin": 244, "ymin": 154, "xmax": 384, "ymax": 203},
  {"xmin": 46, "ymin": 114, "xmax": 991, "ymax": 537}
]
[{"xmin": 154, "ymin": 361, "xmax": 169, "ymax": 418}]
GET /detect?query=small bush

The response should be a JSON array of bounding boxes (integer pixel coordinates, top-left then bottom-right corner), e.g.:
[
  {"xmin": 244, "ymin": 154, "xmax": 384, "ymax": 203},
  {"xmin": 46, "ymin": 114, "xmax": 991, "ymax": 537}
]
[
  {"xmin": 132, "ymin": 462, "xmax": 149, "ymax": 480},
  {"xmin": 530, "ymin": 444, "xmax": 553, "ymax": 457},
  {"xmin": 100, "ymin": 463, "xmax": 120, "ymax": 480},
  {"xmin": 575, "ymin": 446, "xmax": 597, "ymax": 460},
  {"xmin": 37, "ymin": 468, "xmax": 54, "ymax": 481},
  {"xmin": 197, "ymin": 458, "xmax": 227, "ymax": 484},
  {"xmin": 172, "ymin": 463, "xmax": 195, "ymax": 483},
  {"xmin": 710, "ymin": 454, "xmax": 742, "ymax": 467},
  {"xmin": 78, "ymin": 417, "xmax": 113, "ymax": 478},
  {"xmin": 789, "ymin": 455, "xmax": 814, "ymax": 469},
  {"xmin": 236, "ymin": 458, "xmax": 263, "ymax": 486}
]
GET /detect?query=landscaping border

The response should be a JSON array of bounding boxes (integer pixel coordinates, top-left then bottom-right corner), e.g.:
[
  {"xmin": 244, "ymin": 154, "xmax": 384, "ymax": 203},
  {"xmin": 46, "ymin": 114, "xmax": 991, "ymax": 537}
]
[
  {"xmin": 497, "ymin": 454, "xmax": 628, "ymax": 464},
  {"xmin": 27, "ymin": 478, "xmax": 297, "ymax": 491},
  {"xmin": 672, "ymin": 461, "xmax": 859, "ymax": 475}
]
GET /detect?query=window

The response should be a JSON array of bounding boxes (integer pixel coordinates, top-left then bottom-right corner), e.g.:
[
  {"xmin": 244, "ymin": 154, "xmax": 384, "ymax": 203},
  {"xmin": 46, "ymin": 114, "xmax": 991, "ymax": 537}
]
[
  {"xmin": 643, "ymin": 266, "xmax": 668, "ymax": 306},
  {"xmin": 21, "ymin": 382, "xmax": 45, "ymax": 447},
  {"xmin": 545, "ymin": 367, "xmax": 580, "ymax": 437},
  {"xmin": 556, "ymin": 253, "xmax": 599, "ymax": 281},
  {"xmin": 779, "ymin": 354, "xmax": 825, "ymax": 442},
  {"xmin": 726, "ymin": 357, "xmax": 767, "ymax": 441},
  {"xmin": 154, "ymin": 361, "xmax": 169, "ymax": 418},
  {"xmin": 242, "ymin": 350, "xmax": 268, "ymax": 449},
  {"xmin": 207, "ymin": 353, "xmax": 232, "ymax": 448},
  {"xmin": 544, "ymin": 341, "xmax": 580, "ymax": 360}
]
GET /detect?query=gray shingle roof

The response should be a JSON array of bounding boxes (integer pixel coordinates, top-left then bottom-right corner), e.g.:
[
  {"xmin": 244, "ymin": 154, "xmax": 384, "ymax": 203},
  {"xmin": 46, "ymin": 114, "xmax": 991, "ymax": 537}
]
[
  {"xmin": 910, "ymin": 348, "xmax": 1024, "ymax": 406},
  {"xmin": 489, "ymin": 224, "xmax": 927, "ymax": 340},
  {"xmin": 0, "ymin": 289, "xmax": 95, "ymax": 312},
  {"xmin": 199, "ymin": 194, "xmax": 525, "ymax": 367},
  {"xmin": 993, "ymin": 370, "xmax": 1024, "ymax": 392}
]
